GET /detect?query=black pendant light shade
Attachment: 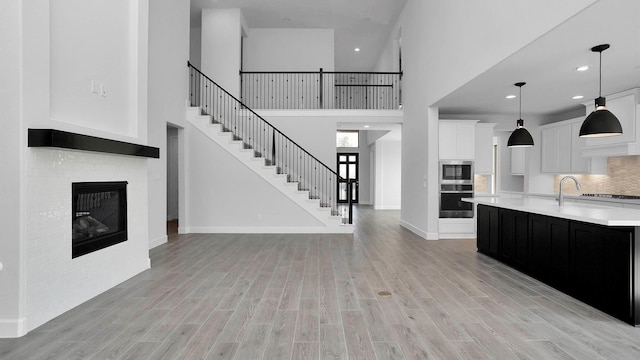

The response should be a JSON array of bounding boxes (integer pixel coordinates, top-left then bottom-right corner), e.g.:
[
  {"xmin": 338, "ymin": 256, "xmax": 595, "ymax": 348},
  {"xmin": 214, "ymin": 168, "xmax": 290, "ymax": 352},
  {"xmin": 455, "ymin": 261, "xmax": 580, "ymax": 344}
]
[
  {"xmin": 579, "ymin": 44, "xmax": 622, "ymax": 138},
  {"xmin": 507, "ymin": 82, "xmax": 534, "ymax": 147}
]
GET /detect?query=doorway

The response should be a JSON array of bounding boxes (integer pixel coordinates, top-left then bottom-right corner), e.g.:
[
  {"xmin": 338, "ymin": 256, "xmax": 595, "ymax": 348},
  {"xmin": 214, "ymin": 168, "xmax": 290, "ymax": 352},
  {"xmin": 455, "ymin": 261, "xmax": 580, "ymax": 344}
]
[
  {"xmin": 337, "ymin": 153, "xmax": 358, "ymax": 203},
  {"xmin": 167, "ymin": 126, "xmax": 179, "ymax": 234}
]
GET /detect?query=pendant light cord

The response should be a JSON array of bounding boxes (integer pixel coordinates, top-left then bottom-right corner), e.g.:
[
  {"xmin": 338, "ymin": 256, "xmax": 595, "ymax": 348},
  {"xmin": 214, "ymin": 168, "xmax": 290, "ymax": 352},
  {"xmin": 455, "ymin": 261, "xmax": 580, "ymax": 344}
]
[
  {"xmin": 598, "ymin": 50, "xmax": 602, "ymax": 98},
  {"xmin": 519, "ymin": 85, "xmax": 522, "ymax": 120}
]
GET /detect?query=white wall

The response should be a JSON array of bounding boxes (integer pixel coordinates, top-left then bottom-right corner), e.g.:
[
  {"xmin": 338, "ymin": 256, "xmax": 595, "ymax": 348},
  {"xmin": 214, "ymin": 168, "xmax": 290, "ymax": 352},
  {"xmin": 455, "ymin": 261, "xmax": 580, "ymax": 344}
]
[
  {"xmin": 147, "ymin": 0, "xmax": 190, "ymax": 248},
  {"xmin": 243, "ymin": 29, "xmax": 335, "ymax": 71},
  {"xmin": 0, "ymin": 0, "xmax": 151, "ymax": 337},
  {"xmin": 0, "ymin": 0, "xmax": 25, "ymax": 337},
  {"xmin": 190, "ymin": 27, "xmax": 202, "ymax": 69},
  {"xmin": 184, "ymin": 124, "xmax": 324, "ymax": 231},
  {"xmin": 374, "ymin": 139, "xmax": 402, "ymax": 209},
  {"xmin": 201, "ymin": 9, "xmax": 247, "ymax": 97},
  {"xmin": 380, "ymin": 0, "xmax": 598, "ymax": 239},
  {"xmin": 49, "ymin": 0, "xmax": 140, "ymax": 138},
  {"xmin": 259, "ymin": 110, "xmax": 403, "ymax": 170}
]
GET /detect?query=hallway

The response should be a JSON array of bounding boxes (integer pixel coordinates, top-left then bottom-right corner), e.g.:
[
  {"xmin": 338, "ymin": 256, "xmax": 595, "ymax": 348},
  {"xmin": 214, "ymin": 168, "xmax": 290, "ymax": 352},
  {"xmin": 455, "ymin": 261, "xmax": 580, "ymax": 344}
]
[{"xmin": 2, "ymin": 207, "xmax": 640, "ymax": 359}]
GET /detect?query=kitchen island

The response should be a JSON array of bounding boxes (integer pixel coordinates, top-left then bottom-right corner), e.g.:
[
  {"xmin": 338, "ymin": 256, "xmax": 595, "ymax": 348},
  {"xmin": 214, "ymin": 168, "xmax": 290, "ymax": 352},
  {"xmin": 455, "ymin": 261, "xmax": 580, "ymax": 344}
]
[{"xmin": 464, "ymin": 196, "xmax": 640, "ymax": 326}]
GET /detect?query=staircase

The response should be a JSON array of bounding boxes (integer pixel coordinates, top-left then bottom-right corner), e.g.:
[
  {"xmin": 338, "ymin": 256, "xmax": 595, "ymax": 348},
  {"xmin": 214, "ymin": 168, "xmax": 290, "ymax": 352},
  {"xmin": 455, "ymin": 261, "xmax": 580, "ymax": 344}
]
[{"xmin": 186, "ymin": 63, "xmax": 353, "ymax": 233}]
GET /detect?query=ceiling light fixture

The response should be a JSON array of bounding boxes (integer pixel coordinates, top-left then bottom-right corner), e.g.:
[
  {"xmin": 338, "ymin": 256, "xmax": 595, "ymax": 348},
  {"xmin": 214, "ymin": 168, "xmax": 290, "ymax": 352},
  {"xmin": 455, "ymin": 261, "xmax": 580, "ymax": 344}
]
[
  {"xmin": 576, "ymin": 65, "xmax": 590, "ymax": 72},
  {"xmin": 572, "ymin": 95, "xmax": 584, "ymax": 100},
  {"xmin": 505, "ymin": 95, "xmax": 516, "ymax": 99},
  {"xmin": 364, "ymin": 125, "xmax": 370, "ymax": 128},
  {"xmin": 354, "ymin": 48, "xmax": 360, "ymax": 52},
  {"xmin": 579, "ymin": 44, "xmax": 622, "ymax": 138},
  {"xmin": 507, "ymin": 82, "xmax": 534, "ymax": 148}
]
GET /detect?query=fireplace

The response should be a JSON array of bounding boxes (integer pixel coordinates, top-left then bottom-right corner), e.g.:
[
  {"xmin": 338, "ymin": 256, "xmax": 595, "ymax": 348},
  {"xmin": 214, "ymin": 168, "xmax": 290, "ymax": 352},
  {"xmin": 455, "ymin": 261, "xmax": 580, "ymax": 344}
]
[{"xmin": 72, "ymin": 181, "xmax": 128, "ymax": 258}]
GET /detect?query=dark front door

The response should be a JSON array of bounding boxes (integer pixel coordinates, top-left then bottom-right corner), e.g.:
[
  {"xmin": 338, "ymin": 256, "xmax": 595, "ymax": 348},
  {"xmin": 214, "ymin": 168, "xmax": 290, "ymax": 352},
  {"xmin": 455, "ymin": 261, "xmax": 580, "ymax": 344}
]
[{"xmin": 337, "ymin": 153, "xmax": 358, "ymax": 203}]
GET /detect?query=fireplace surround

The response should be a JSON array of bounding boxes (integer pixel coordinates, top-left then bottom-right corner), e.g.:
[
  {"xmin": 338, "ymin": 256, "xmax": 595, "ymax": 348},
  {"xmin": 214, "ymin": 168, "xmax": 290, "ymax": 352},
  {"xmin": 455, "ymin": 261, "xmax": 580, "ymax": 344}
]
[{"xmin": 72, "ymin": 181, "xmax": 128, "ymax": 258}]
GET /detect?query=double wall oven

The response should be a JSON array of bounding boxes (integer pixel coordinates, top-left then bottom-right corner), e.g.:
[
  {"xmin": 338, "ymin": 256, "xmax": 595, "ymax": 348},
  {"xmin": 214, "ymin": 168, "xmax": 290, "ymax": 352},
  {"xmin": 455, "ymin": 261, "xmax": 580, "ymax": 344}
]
[{"xmin": 439, "ymin": 161, "xmax": 474, "ymax": 218}]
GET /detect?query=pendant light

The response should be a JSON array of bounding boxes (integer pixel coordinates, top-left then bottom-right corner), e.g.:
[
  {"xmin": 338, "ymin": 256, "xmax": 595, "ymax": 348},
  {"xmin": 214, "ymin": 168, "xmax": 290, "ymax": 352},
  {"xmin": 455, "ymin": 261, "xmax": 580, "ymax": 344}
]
[
  {"xmin": 579, "ymin": 44, "xmax": 622, "ymax": 137},
  {"xmin": 507, "ymin": 82, "xmax": 534, "ymax": 147}
]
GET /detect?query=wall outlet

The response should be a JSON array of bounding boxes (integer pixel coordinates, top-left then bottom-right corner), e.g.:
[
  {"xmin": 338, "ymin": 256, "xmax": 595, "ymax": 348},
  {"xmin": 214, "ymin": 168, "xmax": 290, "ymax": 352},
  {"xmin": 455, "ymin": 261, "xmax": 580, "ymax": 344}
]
[
  {"xmin": 100, "ymin": 84, "xmax": 107, "ymax": 97},
  {"xmin": 90, "ymin": 80, "xmax": 98, "ymax": 94}
]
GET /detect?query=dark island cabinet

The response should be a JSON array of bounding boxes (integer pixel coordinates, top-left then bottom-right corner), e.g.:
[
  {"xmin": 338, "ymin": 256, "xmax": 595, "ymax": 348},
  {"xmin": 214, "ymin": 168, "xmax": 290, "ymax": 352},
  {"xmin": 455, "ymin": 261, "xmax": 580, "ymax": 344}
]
[
  {"xmin": 476, "ymin": 204, "xmax": 637, "ymax": 325},
  {"xmin": 569, "ymin": 222, "xmax": 633, "ymax": 322},
  {"xmin": 499, "ymin": 209, "xmax": 529, "ymax": 269},
  {"xmin": 477, "ymin": 205, "xmax": 499, "ymax": 257},
  {"xmin": 529, "ymin": 214, "xmax": 569, "ymax": 289}
]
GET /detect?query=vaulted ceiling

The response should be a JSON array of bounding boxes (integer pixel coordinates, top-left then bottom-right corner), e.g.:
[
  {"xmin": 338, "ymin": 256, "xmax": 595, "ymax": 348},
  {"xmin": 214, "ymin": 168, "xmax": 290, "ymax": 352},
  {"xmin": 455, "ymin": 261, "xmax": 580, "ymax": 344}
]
[{"xmin": 190, "ymin": 0, "xmax": 407, "ymax": 72}]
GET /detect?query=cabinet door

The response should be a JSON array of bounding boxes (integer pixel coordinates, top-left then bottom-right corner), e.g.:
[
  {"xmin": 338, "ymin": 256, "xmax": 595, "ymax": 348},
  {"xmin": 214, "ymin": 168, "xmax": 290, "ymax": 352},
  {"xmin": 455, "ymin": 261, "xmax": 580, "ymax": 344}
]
[
  {"xmin": 439, "ymin": 122, "xmax": 476, "ymax": 160},
  {"xmin": 570, "ymin": 122, "xmax": 590, "ymax": 173},
  {"xmin": 530, "ymin": 214, "xmax": 569, "ymax": 289},
  {"xmin": 474, "ymin": 124, "xmax": 495, "ymax": 174},
  {"xmin": 477, "ymin": 205, "xmax": 499, "ymax": 257},
  {"xmin": 548, "ymin": 218, "xmax": 570, "ymax": 289},
  {"xmin": 570, "ymin": 222, "xmax": 633, "ymax": 322},
  {"xmin": 499, "ymin": 209, "xmax": 528, "ymax": 269},
  {"xmin": 457, "ymin": 124, "xmax": 476, "ymax": 160},
  {"xmin": 439, "ymin": 123, "xmax": 458, "ymax": 160},
  {"xmin": 541, "ymin": 124, "xmax": 571, "ymax": 173},
  {"xmin": 510, "ymin": 147, "xmax": 525, "ymax": 175},
  {"xmin": 529, "ymin": 214, "xmax": 552, "ymax": 280}
]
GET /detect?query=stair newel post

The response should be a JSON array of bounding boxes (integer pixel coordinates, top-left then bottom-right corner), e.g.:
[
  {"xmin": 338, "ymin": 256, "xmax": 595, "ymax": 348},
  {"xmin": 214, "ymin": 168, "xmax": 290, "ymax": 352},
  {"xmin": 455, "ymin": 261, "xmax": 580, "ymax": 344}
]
[
  {"xmin": 348, "ymin": 179, "xmax": 356, "ymax": 224},
  {"xmin": 319, "ymin": 68, "xmax": 324, "ymax": 109},
  {"xmin": 271, "ymin": 130, "xmax": 276, "ymax": 167}
]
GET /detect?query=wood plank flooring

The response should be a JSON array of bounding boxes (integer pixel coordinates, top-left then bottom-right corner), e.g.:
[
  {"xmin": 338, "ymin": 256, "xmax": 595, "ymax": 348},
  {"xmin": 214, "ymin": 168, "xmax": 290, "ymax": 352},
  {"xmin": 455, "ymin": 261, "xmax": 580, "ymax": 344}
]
[{"xmin": 3, "ymin": 206, "xmax": 640, "ymax": 359}]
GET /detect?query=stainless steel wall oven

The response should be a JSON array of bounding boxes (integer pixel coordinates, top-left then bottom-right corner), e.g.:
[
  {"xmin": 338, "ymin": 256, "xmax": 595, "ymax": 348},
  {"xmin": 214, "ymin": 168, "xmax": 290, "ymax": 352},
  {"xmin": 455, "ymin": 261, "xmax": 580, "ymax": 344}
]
[{"xmin": 439, "ymin": 161, "xmax": 474, "ymax": 218}]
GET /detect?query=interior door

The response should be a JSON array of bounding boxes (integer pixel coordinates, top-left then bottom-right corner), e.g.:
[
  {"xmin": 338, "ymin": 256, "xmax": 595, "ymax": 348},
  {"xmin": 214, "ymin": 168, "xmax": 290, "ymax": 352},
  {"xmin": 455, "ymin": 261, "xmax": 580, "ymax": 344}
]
[{"xmin": 337, "ymin": 153, "xmax": 358, "ymax": 203}]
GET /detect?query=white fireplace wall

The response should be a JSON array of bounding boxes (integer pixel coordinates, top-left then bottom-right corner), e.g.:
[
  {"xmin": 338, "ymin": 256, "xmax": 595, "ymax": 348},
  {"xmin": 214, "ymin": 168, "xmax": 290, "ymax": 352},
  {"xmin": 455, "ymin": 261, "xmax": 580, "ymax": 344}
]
[{"xmin": 25, "ymin": 148, "xmax": 150, "ymax": 331}]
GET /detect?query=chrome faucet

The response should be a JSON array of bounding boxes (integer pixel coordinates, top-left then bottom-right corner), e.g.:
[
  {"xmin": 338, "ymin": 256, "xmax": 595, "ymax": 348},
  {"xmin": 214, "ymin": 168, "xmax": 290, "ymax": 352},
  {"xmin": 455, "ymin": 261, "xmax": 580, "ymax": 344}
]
[{"xmin": 558, "ymin": 176, "xmax": 581, "ymax": 206}]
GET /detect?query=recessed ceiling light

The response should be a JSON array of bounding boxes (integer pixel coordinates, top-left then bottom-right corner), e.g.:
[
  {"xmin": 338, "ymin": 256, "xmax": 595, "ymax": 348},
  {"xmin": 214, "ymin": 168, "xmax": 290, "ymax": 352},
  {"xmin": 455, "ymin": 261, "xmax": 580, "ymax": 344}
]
[
  {"xmin": 354, "ymin": 48, "xmax": 360, "ymax": 52},
  {"xmin": 364, "ymin": 125, "xmax": 370, "ymax": 128},
  {"xmin": 576, "ymin": 65, "xmax": 589, "ymax": 72},
  {"xmin": 572, "ymin": 95, "xmax": 584, "ymax": 100},
  {"xmin": 505, "ymin": 95, "xmax": 516, "ymax": 99}
]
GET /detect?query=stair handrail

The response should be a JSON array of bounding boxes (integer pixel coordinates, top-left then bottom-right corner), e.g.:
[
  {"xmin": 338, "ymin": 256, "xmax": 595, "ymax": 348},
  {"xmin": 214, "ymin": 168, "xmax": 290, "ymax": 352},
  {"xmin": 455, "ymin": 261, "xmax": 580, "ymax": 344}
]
[
  {"xmin": 189, "ymin": 61, "xmax": 350, "ymax": 220},
  {"xmin": 188, "ymin": 61, "xmax": 341, "ymax": 179}
]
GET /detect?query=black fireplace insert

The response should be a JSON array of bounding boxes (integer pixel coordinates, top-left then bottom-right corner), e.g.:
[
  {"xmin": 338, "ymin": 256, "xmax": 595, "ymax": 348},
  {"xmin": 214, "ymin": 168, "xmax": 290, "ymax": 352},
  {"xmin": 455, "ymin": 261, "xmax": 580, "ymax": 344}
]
[{"xmin": 72, "ymin": 181, "xmax": 128, "ymax": 258}]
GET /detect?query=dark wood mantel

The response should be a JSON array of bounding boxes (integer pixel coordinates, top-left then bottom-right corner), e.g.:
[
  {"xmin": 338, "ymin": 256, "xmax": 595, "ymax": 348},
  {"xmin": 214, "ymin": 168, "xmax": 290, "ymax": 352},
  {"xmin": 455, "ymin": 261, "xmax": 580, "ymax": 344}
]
[{"xmin": 28, "ymin": 129, "xmax": 160, "ymax": 158}]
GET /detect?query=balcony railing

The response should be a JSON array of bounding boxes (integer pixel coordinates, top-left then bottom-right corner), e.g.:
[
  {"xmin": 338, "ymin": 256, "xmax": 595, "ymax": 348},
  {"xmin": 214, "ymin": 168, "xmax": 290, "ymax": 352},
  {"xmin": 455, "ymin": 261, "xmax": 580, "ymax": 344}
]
[{"xmin": 240, "ymin": 69, "xmax": 402, "ymax": 110}]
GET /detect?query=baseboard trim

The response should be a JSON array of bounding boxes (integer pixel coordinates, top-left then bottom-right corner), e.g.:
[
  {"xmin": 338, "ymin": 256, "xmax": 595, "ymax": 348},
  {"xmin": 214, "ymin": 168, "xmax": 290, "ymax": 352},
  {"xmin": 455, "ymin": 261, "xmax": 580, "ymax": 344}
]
[
  {"xmin": 373, "ymin": 205, "xmax": 401, "ymax": 210},
  {"xmin": 0, "ymin": 317, "xmax": 27, "ymax": 338},
  {"xmin": 399, "ymin": 219, "xmax": 439, "ymax": 240},
  {"xmin": 184, "ymin": 226, "xmax": 354, "ymax": 234},
  {"xmin": 438, "ymin": 233, "xmax": 477, "ymax": 240},
  {"xmin": 149, "ymin": 235, "xmax": 168, "ymax": 249}
]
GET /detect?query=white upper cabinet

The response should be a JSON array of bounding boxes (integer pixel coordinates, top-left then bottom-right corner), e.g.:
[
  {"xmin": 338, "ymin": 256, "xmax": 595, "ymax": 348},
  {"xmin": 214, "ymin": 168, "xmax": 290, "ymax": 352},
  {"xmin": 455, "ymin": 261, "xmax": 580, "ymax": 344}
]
[
  {"xmin": 541, "ymin": 122, "xmax": 572, "ymax": 173},
  {"xmin": 582, "ymin": 89, "xmax": 640, "ymax": 157},
  {"xmin": 511, "ymin": 147, "xmax": 526, "ymax": 175},
  {"xmin": 474, "ymin": 123, "xmax": 496, "ymax": 174},
  {"xmin": 439, "ymin": 120, "xmax": 478, "ymax": 160},
  {"xmin": 540, "ymin": 117, "xmax": 606, "ymax": 174}
]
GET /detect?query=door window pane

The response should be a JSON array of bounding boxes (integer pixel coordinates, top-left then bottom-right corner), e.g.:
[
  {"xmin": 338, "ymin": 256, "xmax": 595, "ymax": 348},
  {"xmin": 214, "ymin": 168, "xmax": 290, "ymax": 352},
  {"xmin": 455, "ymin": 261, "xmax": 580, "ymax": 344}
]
[{"xmin": 339, "ymin": 164, "xmax": 347, "ymax": 177}]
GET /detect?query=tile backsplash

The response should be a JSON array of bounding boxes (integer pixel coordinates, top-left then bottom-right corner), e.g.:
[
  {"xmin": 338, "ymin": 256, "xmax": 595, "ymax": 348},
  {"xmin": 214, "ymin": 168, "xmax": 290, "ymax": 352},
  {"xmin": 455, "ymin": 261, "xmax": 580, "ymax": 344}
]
[{"xmin": 553, "ymin": 155, "xmax": 640, "ymax": 195}]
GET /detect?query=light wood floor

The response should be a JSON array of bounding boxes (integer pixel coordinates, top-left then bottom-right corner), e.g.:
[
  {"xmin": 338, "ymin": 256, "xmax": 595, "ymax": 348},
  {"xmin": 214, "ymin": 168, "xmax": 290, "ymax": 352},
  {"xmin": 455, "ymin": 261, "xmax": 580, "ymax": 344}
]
[{"xmin": 3, "ymin": 206, "xmax": 640, "ymax": 359}]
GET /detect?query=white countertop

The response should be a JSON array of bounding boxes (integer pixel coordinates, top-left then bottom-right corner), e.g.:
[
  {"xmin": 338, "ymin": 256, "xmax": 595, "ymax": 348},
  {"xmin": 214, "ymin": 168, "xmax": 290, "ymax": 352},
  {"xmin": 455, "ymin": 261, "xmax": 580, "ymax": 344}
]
[{"xmin": 464, "ymin": 196, "xmax": 640, "ymax": 227}]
